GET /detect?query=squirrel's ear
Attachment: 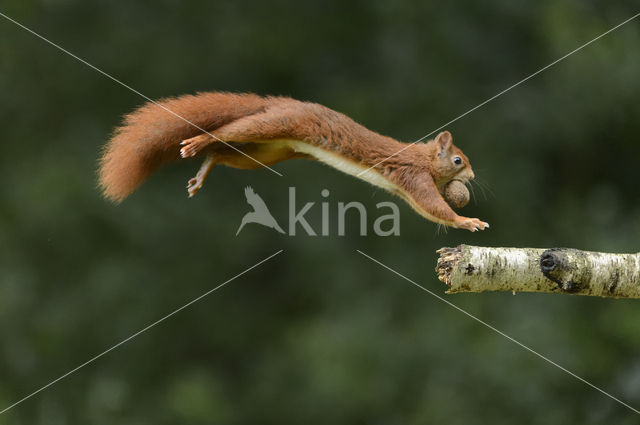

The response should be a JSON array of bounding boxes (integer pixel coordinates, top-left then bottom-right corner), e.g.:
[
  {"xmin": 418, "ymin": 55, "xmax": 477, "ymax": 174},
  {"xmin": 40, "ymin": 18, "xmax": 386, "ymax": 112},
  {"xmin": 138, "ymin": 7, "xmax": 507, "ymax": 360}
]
[{"xmin": 435, "ymin": 131, "xmax": 452, "ymax": 156}]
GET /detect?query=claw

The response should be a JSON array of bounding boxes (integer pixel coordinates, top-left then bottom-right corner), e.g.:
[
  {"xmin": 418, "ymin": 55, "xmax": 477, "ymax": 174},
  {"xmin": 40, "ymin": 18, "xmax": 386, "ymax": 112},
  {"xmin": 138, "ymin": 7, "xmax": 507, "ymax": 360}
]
[{"xmin": 454, "ymin": 216, "xmax": 490, "ymax": 232}]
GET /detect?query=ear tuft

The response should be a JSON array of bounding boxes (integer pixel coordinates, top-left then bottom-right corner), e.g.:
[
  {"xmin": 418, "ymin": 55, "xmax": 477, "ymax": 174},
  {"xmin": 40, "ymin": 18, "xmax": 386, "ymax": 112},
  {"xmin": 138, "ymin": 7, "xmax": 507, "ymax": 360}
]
[{"xmin": 435, "ymin": 131, "xmax": 452, "ymax": 155}]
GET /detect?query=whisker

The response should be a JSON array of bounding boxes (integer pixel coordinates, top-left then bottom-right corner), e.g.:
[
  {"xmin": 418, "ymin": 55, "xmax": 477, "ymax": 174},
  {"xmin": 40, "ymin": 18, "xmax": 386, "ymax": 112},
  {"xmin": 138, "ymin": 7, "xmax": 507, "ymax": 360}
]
[
  {"xmin": 469, "ymin": 180, "xmax": 485, "ymax": 202},
  {"xmin": 474, "ymin": 177, "xmax": 495, "ymax": 199},
  {"xmin": 435, "ymin": 223, "xmax": 448, "ymax": 236},
  {"xmin": 466, "ymin": 180, "xmax": 478, "ymax": 205}
]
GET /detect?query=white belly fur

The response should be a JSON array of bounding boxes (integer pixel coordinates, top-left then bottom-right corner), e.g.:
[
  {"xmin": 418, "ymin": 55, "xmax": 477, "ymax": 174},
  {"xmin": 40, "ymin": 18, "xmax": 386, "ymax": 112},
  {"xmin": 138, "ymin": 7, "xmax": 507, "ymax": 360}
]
[
  {"xmin": 274, "ymin": 139, "xmax": 446, "ymax": 225},
  {"xmin": 280, "ymin": 139, "xmax": 397, "ymax": 192}
]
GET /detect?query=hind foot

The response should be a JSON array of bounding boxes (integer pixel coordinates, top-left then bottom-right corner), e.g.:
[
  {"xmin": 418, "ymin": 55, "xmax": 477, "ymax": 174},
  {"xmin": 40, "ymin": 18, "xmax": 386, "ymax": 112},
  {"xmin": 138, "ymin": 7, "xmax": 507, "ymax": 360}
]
[
  {"xmin": 180, "ymin": 134, "xmax": 213, "ymax": 158},
  {"xmin": 186, "ymin": 154, "xmax": 215, "ymax": 198},
  {"xmin": 187, "ymin": 177, "xmax": 204, "ymax": 197}
]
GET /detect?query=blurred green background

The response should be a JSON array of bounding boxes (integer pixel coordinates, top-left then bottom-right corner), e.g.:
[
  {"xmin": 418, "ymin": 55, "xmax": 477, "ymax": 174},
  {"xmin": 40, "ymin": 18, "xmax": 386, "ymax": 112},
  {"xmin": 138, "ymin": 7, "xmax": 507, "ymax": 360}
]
[{"xmin": 1, "ymin": 1, "xmax": 640, "ymax": 423}]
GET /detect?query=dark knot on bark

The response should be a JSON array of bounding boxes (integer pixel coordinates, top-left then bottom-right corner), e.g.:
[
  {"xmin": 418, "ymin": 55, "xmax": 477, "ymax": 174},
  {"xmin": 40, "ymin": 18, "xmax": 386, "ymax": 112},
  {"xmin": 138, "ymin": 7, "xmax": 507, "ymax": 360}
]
[{"xmin": 540, "ymin": 248, "xmax": 589, "ymax": 293}]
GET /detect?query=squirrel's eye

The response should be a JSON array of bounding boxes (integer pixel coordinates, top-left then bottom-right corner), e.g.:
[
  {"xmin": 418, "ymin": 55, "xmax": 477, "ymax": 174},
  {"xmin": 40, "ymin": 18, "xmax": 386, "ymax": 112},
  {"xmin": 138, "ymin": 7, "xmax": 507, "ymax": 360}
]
[{"xmin": 453, "ymin": 156, "xmax": 462, "ymax": 165}]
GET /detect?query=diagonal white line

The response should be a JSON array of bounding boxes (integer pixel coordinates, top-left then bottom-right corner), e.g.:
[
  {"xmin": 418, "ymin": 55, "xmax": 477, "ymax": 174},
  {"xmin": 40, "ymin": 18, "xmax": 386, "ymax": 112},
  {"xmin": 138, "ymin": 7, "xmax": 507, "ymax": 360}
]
[
  {"xmin": 0, "ymin": 249, "xmax": 284, "ymax": 415},
  {"xmin": 356, "ymin": 249, "xmax": 640, "ymax": 415},
  {"xmin": 358, "ymin": 11, "xmax": 640, "ymax": 176},
  {"xmin": 0, "ymin": 11, "xmax": 283, "ymax": 177}
]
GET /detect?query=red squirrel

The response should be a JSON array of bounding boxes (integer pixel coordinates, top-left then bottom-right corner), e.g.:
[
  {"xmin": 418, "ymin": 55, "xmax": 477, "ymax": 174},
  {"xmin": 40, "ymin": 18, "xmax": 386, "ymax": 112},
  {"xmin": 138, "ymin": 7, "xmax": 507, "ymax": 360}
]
[{"xmin": 99, "ymin": 92, "xmax": 489, "ymax": 231}]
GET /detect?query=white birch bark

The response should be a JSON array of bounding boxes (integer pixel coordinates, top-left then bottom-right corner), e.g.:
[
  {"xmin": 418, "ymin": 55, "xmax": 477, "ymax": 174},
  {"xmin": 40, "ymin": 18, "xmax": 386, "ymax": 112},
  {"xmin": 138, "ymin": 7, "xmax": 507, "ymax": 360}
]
[{"xmin": 436, "ymin": 245, "xmax": 640, "ymax": 298}]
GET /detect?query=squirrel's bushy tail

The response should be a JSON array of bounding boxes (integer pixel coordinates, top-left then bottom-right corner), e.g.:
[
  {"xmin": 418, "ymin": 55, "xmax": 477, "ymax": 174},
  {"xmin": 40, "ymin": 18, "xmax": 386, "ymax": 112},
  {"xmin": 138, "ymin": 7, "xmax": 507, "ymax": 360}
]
[{"xmin": 99, "ymin": 92, "xmax": 267, "ymax": 203}]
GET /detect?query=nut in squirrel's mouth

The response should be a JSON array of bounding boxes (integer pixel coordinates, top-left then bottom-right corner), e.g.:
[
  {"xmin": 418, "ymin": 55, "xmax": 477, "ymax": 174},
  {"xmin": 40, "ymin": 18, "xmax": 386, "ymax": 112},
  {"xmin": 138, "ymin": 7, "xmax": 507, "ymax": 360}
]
[
  {"xmin": 438, "ymin": 178, "xmax": 468, "ymax": 194},
  {"xmin": 442, "ymin": 179, "xmax": 471, "ymax": 209}
]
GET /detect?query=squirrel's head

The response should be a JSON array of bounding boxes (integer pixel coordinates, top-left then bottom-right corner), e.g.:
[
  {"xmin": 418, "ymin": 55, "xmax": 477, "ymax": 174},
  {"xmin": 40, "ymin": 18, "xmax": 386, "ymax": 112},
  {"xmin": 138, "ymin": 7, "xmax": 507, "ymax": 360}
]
[{"xmin": 423, "ymin": 131, "xmax": 474, "ymax": 186}]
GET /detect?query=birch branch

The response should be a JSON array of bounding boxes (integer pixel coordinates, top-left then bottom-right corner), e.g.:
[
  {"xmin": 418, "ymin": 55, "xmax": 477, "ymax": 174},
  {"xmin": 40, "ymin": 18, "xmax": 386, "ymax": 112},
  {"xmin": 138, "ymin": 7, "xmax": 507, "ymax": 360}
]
[{"xmin": 436, "ymin": 245, "xmax": 640, "ymax": 298}]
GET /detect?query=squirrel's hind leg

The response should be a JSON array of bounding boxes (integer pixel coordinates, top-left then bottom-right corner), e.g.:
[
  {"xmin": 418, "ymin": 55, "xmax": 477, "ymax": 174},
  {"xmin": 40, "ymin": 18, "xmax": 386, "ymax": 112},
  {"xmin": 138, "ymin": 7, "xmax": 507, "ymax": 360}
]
[
  {"xmin": 180, "ymin": 134, "xmax": 213, "ymax": 158},
  {"xmin": 187, "ymin": 154, "xmax": 216, "ymax": 197}
]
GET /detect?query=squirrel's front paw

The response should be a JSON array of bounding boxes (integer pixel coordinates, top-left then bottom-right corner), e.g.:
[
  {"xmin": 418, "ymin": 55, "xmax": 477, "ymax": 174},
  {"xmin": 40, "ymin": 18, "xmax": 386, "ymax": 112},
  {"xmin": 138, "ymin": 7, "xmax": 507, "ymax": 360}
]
[{"xmin": 454, "ymin": 217, "xmax": 489, "ymax": 232}]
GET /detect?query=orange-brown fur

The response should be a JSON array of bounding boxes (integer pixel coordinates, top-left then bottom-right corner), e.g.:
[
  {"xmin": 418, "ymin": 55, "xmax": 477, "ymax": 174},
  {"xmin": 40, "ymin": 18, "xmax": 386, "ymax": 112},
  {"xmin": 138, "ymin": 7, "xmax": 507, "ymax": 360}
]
[
  {"xmin": 99, "ymin": 92, "xmax": 488, "ymax": 231},
  {"xmin": 99, "ymin": 92, "xmax": 267, "ymax": 202}
]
